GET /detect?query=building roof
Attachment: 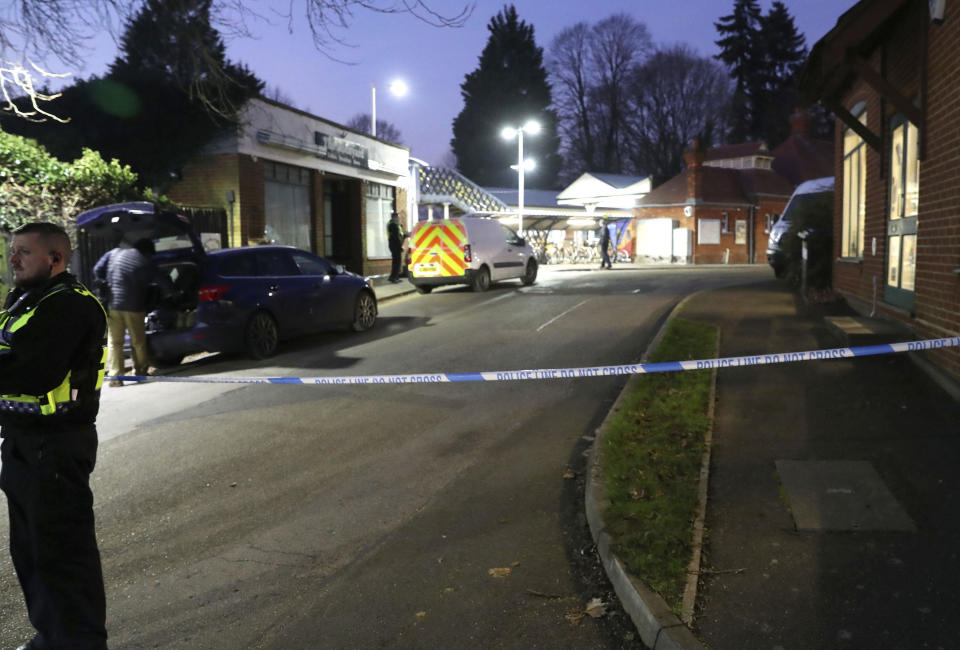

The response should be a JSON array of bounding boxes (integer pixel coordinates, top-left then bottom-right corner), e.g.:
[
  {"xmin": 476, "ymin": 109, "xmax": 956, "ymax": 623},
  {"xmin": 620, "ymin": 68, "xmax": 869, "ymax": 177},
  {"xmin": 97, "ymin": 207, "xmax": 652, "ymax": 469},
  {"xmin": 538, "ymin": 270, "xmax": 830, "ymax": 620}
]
[
  {"xmin": 636, "ymin": 165, "xmax": 793, "ymax": 208},
  {"xmin": 484, "ymin": 187, "xmax": 562, "ymax": 208},
  {"xmin": 585, "ymin": 172, "xmax": 650, "ymax": 189},
  {"xmin": 704, "ymin": 141, "xmax": 770, "ymax": 161},
  {"xmin": 771, "ymin": 134, "xmax": 835, "ymax": 186}
]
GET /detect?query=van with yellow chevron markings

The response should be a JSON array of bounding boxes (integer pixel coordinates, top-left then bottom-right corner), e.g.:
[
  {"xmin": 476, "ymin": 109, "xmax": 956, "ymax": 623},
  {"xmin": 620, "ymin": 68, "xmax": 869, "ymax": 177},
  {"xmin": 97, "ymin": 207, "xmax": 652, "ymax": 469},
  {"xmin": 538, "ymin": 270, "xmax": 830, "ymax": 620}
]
[{"xmin": 406, "ymin": 216, "xmax": 538, "ymax": 294}]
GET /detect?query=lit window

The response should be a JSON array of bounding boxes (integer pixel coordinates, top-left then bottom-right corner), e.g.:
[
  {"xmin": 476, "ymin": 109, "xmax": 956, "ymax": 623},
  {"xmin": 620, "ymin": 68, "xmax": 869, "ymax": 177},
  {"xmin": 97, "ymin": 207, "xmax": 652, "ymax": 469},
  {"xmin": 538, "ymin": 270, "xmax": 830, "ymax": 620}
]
[{"xmin": 841, "ymin": 107, "xmax": 867, "ymax": 258}]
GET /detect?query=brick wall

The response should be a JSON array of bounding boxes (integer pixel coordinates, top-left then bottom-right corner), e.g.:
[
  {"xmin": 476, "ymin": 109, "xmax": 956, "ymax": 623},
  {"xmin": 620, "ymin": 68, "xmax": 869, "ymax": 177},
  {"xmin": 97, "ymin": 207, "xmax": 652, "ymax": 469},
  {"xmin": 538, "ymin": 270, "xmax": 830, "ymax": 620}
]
[{"xmin": 835, "ymin": 2, "xmax": 960, "ymax": 379}]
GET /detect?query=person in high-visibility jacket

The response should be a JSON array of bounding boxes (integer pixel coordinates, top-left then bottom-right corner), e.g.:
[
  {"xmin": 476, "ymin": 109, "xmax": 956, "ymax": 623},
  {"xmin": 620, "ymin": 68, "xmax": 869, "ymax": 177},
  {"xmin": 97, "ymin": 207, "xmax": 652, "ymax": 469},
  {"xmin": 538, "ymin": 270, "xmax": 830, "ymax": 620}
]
[{"xmin": 0, "ymin": 222, "xmax": 108, "ymax": 650}]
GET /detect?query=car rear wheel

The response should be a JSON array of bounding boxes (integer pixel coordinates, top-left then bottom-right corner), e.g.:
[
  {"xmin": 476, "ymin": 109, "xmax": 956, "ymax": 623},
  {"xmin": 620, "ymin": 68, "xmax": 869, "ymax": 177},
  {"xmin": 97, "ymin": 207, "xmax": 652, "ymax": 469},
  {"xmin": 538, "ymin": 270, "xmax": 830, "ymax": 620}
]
[
  {"xmin": 245, "ymin": 311, "xmax": 278, "ymax": 359},
  {"xmin": 416, "ymin": 285, "xmax": 433, "ymax": 294},
  {"xmin": 471, "ymin": 266, "xmax": 491, "ymax": 292},
  {"xmin": 150, "ymin": 353, "xmax": 184, "ymax": 368},
  {"xmin": 521, "ymin": 259, "xmax": 538, "ymax": 286},
  {"xmin": 352, "ymin": 291, "xmax": 377, "ymax": 332}
]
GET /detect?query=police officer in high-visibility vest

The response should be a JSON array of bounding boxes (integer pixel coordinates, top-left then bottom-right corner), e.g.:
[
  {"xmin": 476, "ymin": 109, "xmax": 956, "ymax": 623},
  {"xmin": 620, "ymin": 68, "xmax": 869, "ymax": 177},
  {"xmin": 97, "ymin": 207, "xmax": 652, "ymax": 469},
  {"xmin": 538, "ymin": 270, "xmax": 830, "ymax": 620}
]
[{"xmin": 0, "ymin": 223, "xmax": 108, "ymax": 650}]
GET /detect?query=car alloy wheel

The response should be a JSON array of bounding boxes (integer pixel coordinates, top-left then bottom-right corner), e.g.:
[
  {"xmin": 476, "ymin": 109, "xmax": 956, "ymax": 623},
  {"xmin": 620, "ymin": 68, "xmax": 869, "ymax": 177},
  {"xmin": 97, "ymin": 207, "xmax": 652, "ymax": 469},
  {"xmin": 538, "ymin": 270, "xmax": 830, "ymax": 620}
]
[
  {"xmin": 352, "ymin": 291, "xmax": 377, "ymax": 331},
  {"xmin": 245, "ymin": 311, "xmax": 278, "ymax": 359}
]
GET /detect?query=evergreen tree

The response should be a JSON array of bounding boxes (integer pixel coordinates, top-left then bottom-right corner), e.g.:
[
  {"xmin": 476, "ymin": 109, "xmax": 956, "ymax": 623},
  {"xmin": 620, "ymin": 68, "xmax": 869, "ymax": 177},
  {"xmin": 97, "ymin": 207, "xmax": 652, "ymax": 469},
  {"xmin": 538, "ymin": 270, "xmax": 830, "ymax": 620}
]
[
  {"xmin": 1, "ymin": 0, "xmax": 263, "ymax": 192},
  {"xmin": 451, "ymin": 5, "xmax": 561, "ymax": 188},
  {"xmin": 758, "ymin": 1, "xmax": 807, "ymax": 145},
  {"xmin": 715, "ymin": 0, "xmax": 808, "ymax": 147},
  {"xmin": 714, "ymin": 0, "xmax": 761, "ymax": 142}
]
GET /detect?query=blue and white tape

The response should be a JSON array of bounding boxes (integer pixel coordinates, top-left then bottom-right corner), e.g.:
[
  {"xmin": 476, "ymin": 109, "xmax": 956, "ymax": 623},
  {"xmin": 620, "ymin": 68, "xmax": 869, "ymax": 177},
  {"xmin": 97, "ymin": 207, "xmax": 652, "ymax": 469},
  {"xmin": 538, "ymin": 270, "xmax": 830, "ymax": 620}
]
[{"xmin": 108, "ymin": 337, "xmax": 960, "ymax": 386}]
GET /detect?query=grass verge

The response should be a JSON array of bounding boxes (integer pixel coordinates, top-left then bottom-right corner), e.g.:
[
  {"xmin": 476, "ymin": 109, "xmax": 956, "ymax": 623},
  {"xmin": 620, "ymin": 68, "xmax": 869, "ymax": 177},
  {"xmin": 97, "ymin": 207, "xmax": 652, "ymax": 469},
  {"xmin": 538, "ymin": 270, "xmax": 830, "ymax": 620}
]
[{"xmin": 601, "ymin": 317, "xmax": 717, "ymax": 613}]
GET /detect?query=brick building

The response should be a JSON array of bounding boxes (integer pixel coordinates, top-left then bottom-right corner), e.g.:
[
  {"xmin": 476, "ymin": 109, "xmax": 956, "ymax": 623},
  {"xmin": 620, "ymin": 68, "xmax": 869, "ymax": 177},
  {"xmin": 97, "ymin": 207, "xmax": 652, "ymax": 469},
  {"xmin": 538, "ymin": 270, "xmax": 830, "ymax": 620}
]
[
  {"xmin": 632, "ymin": 115, "xmax": 831, "ymax": 264},
  {"xmin": 167, "ymin": 97, "xmax": 410, "ymax": 277},
  {"xmin": 801, "ymin": 0, "xmax": 960, "ymax": 380}
]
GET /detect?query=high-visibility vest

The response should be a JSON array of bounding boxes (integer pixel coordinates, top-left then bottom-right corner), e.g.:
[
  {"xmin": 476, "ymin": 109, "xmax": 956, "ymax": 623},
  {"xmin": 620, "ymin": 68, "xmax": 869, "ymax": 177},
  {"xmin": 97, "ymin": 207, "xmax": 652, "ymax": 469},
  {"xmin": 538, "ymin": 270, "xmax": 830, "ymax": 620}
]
[{"xmin": 0, "ymin": 283, "xmax": 106, "ymax": 416}]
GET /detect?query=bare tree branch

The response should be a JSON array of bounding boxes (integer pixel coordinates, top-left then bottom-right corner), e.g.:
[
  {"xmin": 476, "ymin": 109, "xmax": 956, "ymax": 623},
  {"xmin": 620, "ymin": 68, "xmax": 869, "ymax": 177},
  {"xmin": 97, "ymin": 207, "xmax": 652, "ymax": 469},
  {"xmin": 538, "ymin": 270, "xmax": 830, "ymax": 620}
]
[{"xmin": 1, "ymin": 0, "xmax": 472, "ymax": 119}]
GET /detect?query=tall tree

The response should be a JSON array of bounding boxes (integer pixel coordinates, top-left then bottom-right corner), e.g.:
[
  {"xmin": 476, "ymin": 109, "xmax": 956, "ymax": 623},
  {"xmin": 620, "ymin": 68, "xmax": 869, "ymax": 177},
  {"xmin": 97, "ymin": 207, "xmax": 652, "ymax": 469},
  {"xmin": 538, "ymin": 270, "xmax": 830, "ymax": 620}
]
[
  {"xmin": 757, "ymin": 1, "xmax": 807, "ymax": 145},
  {"xmin": 547, "ymin": 14, "xmax": 651, "ymax": 182},
  {"xmin": 451, "ymin": 5, "xmax": 561, "ymax": 188},
  {"xmin": 625, "ymin": 45, "xmax": 731, "ymax": 186},
  {"xmin": 714, "ymin": 0, "xmax": 762, "ymax": 143},
  {"xmin": 1, "ymin": 0, "xmax": 264, "ymax": 191},
  {"xmin": 715, "ymin": 0, "xmax": 808, "ymax": 147}
]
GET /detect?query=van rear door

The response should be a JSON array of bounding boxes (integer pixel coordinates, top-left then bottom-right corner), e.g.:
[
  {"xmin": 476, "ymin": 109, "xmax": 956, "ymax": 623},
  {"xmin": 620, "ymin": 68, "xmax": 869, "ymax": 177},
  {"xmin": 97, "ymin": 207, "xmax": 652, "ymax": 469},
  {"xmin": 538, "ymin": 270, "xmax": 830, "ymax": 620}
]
[{"xmin": 409, "ymin": 219, "xmax": 468, "ymax": 279}]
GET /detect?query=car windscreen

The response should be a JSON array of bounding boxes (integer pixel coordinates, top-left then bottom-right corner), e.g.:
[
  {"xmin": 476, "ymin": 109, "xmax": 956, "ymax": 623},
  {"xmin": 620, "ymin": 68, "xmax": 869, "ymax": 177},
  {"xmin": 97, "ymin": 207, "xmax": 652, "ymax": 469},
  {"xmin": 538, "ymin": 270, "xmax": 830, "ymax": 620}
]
[{"xmin": 780, "ymin": 191, "xmax": 832, "ymax": 224}]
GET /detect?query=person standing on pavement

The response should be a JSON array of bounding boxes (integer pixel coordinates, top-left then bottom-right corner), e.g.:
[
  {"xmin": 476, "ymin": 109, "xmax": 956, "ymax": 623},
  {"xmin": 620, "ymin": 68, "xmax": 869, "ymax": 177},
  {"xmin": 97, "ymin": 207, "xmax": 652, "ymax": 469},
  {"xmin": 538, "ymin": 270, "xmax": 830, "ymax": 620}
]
[
  {"xmin": 93, "ymin": 238, "xmax": 170, "ymax": 386},
  {"xmin": 387, "ymin": 211, "xmax": 407, "ymax": 283},
  {"xmin": 599, "ymin": 222, "xmax": 613, "ymax": 269},
  {"xmin": 0, "ymin": 222, "xmax": 109, "ymax": 650}
]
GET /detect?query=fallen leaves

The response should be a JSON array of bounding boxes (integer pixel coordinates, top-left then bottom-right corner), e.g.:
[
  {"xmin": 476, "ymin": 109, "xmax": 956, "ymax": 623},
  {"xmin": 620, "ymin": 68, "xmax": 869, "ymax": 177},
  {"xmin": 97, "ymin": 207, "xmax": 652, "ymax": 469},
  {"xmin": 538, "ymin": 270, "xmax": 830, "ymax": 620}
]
[
  {"xmin": 488, "ymin": 561, "xmax": 520, "ymax": 578},
  {"xmin": 566, "ymin": 598, "xmax": 608, "ymax": 625}
]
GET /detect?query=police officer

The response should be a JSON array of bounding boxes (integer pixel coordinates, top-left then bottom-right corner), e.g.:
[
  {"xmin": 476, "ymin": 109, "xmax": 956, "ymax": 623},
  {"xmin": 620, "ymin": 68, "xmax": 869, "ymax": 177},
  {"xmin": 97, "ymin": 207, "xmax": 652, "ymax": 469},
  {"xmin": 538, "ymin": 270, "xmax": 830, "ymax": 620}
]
[
  {"xmin": 387, "ymin": 211, "xmax": 407, "ymax": 283},
  {"xmin": 0, "ymin": 223, "xmax": 108, "ymax": 650}
]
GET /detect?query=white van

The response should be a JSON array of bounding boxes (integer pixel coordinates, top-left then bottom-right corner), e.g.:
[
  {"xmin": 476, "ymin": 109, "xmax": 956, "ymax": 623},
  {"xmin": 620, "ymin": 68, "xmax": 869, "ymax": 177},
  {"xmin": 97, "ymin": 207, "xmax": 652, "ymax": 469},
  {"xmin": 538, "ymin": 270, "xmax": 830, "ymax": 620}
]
[
  {"xmin": 407, "ymin": 216, "xmax": 538, "ymax": 293},
  {"xmin": 766, "ymin": 176, "xmax": 834, "ymax": 278}
]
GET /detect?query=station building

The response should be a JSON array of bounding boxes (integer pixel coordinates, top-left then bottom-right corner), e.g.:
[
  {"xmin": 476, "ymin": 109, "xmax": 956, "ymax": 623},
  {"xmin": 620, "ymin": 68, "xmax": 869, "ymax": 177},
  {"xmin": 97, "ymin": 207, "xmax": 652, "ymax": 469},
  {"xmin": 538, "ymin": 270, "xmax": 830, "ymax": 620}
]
[
  {"xmin": 167, "ymin": 96, "xmax": 410, "ymax": 278},
  {"xmin": 801, "ymin": 0, "xmax": 960, "ymax": 381}
]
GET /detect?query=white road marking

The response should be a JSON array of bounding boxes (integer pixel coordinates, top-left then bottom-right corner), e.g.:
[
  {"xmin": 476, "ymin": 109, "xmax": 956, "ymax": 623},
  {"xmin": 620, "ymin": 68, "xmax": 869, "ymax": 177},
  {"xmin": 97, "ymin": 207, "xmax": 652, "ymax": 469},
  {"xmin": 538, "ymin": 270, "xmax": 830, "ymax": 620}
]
[{"xmin": 536, "ymin": 299, "xmax": 590, "ymax": 332}]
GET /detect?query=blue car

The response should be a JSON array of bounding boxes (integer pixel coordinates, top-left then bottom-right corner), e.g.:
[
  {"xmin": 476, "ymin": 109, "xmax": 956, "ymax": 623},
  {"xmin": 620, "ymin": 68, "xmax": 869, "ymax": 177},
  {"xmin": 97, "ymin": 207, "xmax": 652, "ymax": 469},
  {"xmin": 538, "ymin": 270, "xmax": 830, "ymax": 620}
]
[{"xmin": 76, "ymin": 203, "xmax": 377, "ymax": 365}]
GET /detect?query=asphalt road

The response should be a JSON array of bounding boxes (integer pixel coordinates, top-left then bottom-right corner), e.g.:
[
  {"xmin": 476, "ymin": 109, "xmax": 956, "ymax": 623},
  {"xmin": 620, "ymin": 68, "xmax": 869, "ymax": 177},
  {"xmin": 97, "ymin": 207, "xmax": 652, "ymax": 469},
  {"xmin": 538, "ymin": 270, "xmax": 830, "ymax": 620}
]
[{"xmin": 0, "ymin": 265, "xmax": 766, "ymax": 649}]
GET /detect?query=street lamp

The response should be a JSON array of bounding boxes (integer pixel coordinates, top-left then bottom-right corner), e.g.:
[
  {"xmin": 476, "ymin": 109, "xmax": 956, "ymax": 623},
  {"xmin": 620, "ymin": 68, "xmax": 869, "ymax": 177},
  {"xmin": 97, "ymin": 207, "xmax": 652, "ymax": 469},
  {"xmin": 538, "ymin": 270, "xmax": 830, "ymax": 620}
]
[
  {"xmin": 501, "ymin": 120, "xmax": 540, "ymax": 235},
  {"xmin": 371, "ymin": 79, "xmax": 408, "ymax": 138}
]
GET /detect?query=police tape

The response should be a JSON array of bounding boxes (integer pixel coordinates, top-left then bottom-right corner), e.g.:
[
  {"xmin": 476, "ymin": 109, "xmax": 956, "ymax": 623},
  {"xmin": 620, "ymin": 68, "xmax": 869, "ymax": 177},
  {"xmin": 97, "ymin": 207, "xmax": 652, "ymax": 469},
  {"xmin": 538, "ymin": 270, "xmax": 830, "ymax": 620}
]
[{"xmin": 108, "ymin": 336, "xmax": 960, "ymax": 386}]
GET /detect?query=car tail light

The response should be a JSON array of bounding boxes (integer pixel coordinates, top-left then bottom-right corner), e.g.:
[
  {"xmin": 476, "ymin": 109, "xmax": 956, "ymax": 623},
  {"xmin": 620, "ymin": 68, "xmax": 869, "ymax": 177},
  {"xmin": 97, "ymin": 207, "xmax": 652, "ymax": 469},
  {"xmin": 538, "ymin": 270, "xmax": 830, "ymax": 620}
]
[
  {"xmin": 198, "ymin": 285, "xmax": 230, "ymax": 301},
  {"xmin": 463, "ymin": 244, "xmax": 472, "ymax": 262}
]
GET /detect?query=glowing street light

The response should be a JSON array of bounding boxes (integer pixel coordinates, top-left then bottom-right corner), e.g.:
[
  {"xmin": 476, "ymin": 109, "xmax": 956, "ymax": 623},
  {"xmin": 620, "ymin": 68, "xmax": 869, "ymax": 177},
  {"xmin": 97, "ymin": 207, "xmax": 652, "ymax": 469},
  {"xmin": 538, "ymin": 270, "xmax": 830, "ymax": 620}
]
[
  {"xmin": 501, "ymin": 120, "xmax": 540, "ymax": 235},
  {"xmin": 371, "ymin": 79, "xmax": 408, "ymax": 138}
]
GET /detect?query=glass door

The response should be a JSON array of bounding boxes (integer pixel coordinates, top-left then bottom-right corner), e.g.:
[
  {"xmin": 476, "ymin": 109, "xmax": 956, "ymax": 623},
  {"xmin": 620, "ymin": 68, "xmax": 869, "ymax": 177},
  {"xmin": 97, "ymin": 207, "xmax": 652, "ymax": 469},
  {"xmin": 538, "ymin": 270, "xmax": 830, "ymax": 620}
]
[{"xmin": 884, "ymin": 119, "xmax": 919, "ymax": 310}]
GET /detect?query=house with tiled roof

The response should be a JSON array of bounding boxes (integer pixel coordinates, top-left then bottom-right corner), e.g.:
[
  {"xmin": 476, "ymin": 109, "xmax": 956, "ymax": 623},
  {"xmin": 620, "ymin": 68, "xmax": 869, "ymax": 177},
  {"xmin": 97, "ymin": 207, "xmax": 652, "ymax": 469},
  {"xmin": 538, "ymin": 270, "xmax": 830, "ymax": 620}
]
[{"xmin": 632, "ymin": 111, "xmax": 833, "ymax": 264}]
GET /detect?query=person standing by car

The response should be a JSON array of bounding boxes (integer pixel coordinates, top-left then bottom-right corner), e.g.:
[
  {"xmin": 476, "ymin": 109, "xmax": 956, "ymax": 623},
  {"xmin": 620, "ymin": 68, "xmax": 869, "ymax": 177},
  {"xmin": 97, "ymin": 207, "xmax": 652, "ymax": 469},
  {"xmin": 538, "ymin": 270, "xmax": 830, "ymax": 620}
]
[
  {"xmin": 93, "ymin": 238, "xmax": 171, "ymax": 386},
  {"xmin": 387, "ymin": 211, "xmax": 407, "ymax": 283},
  {"xmin": 0, "ymin": 222, "xmax": 109, "ymax": 650},
  {"xmin": 599, "ymin": 222, "xmax": 613, "ymax": 269}
]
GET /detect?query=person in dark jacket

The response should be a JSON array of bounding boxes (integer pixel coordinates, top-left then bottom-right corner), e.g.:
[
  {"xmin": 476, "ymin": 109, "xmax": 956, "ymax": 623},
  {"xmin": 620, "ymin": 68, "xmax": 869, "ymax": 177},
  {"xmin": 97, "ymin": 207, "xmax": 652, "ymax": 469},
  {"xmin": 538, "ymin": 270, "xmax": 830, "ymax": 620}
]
[
  {"xmin": 387, "ymin": 211, "xmax": 407, "ymax": 283},
  {"xmin": 599, "ymin": 223, "xmax": 613, "ymax": 269},
  {"xmin": 93, "ymin": 238, "xmax": 170, "ymax": 386},
  {"xmin": 0, "ymin": 222, "xmax": 108, "ymax": 650}
]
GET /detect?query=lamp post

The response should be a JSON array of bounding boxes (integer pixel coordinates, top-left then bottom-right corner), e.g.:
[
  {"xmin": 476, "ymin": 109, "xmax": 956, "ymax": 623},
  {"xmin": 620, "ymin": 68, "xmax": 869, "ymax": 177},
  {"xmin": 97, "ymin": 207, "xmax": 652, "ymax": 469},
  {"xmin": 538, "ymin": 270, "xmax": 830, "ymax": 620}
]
[
  {"xmin": 501, "ymin": 120, "xmax": 540, "ymax": 235},
  {"xmin": 371, "ymin": 79, "xmax": 408, "ymax": 137}
]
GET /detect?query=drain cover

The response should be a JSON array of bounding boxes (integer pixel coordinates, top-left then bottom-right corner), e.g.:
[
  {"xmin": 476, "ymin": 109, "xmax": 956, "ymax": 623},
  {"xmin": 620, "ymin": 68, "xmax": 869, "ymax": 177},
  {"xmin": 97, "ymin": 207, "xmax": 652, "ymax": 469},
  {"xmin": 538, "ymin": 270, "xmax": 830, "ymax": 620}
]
[{"xmin": 775, "ymin": 460, "xmax": 916, "ymax": 532}]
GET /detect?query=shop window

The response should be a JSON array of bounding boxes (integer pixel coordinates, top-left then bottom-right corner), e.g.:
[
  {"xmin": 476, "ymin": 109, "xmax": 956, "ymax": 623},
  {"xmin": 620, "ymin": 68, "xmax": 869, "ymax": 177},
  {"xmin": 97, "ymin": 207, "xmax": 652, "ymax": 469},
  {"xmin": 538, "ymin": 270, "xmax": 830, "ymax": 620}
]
[
  {"xmin": 364, "ymin": 182, "xmax": 396, "ymax": 258},
  {"xmin": 841, "ymin": 105, "xmax": 867, "ymax": 258}
]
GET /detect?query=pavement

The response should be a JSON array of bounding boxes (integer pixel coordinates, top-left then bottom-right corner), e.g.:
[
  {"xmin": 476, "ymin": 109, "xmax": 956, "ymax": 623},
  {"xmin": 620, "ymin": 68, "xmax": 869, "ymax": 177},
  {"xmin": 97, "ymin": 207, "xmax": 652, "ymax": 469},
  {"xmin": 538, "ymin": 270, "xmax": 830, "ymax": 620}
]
[{"xmin": 588, "ymin": 277, "xmax": 960, "ymax": 649}]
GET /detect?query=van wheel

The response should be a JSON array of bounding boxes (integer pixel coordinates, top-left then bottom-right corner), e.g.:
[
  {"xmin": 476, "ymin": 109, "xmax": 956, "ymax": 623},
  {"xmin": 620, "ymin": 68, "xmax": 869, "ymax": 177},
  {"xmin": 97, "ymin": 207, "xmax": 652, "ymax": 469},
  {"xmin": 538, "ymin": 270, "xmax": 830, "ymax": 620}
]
[
  {"xmin": 416, "ymin": 285, "xmax": 433, "ymax": 294},
  {"xmin": 521, "ymin": 259, "xmax": 538, "ymax": 285},
  {"xmin": 352, "ymin": 291, "xmax": 377, "ymax": 332},
  {"xmin": 471, "ymin": 266, "xmax": 491, "ymax": 292},
  {"xmin": 245, "ymin": 311, "xmax": 278, "ymax": 359}
]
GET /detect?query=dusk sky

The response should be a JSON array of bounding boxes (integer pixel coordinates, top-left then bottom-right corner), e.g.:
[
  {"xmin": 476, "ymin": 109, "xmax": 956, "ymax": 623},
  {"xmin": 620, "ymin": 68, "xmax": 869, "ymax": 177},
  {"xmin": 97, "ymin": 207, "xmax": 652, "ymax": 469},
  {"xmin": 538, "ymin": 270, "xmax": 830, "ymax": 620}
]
[{"xmin": 68, "ymin": 0, "xmax": 857, "ymax": 166}]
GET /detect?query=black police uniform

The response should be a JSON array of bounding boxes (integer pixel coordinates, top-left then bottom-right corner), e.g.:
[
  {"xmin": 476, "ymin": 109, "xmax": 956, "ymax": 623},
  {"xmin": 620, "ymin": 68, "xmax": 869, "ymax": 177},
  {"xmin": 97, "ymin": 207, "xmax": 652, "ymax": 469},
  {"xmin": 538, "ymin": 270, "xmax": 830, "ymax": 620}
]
[
  {"xmin": 387, "ymin": 219, "xmax": 405, "ymax": 282},
  {"xmin": 0, "ymin": 271, "xmax": 108, "ymax": 649}
]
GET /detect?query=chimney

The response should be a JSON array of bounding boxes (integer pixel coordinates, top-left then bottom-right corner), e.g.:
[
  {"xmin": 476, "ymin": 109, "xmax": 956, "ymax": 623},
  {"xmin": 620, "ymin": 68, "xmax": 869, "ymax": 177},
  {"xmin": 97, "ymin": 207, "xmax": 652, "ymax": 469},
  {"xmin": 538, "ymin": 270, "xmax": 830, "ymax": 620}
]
[
  {"xmin": 684, "ymin": 139, "xmax": 705, "ymax": 201},
  {"xmin": 790, "ymin": 107, "xmax": 811, "ymax": 138}
]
